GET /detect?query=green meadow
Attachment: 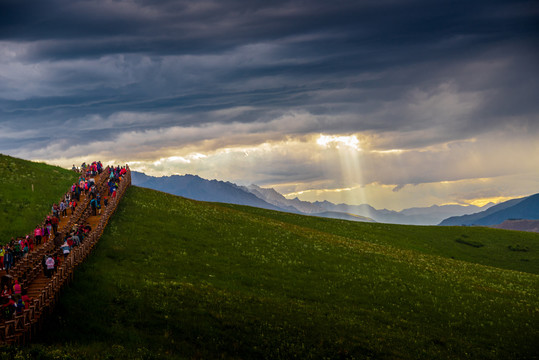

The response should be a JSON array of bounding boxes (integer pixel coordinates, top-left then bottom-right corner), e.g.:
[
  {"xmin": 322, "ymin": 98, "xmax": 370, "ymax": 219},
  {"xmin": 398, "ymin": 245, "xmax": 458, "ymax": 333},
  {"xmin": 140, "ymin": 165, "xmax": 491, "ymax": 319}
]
[
  {"xmin": 0, "ymin": 154, "xmax": 79, "ymax": 241},
  {"xmin": 16, "ymin": 186, "xmax": 536, "ymax": 359},
  {"xmin": 219, "ymin": 204, "xmax": 539, "ymax": 275}
]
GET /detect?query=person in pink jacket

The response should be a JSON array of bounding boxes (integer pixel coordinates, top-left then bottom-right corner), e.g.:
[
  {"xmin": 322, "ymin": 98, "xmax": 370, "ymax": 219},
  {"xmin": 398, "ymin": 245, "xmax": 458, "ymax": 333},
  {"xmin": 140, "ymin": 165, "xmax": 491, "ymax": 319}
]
[
  {"xmin": 34, "ymin": 226, "xmax": 43, "ymax": 245},
  {"xmin": 12, "ymin": 280, "xmax": 22, "ymax": 297}
]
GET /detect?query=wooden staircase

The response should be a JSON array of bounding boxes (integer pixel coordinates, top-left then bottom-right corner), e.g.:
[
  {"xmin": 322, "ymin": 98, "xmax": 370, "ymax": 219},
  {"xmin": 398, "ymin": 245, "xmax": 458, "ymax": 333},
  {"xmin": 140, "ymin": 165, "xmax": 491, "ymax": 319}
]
[{"xmin": 0, "ymin": 165, "xmax": 131, "ymax": 345}]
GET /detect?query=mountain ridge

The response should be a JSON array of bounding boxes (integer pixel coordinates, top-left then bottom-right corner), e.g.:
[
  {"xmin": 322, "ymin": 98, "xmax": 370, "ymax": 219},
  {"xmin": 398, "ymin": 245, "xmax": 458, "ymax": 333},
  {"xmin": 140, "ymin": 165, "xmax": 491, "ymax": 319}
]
[
  {"xmin": 131, "ymin": 171, "xmax": 496, "ymax": 225},
  {"xmin": 439, "ymin": 195, "xmax": 539, "ymax": 226}
]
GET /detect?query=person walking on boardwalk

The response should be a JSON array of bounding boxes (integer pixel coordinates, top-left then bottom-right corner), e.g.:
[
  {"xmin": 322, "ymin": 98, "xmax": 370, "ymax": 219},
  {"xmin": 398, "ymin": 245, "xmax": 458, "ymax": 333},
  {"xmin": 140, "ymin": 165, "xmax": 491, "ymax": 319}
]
[
  {"xmin": 52, "ymin": 203, "xmax": 59, "ymax": 219},
  {"xmin": 12, "ymin": 279, "xmax": 21, "ymax": 297},
  {"xmin": 1, "ymin": 285, "xmax": 11, "ymax": 302},
  {"xmin": 70, "ymin": 199, "xmax": 77, "ymax": 215},
  {"xmin": 61, "ymin": 240, "xmax": 70, "ymax": 259},
  {"xmin": 90, "ymin": 197, "xmax": 97, "ymax": 216},
  {"xmin": 96, "ymin": 193, "xmax": 102, "ymax": 214},
  {"xmin": 51, "ymin": 215, "xmax": 59, "ymax": 235},
  {"xmin": 22, "ymin": 239, "xmax": 29, "ymax": 257},
  {"xmin": 2, "ymin": 297, "xmax": 16, "ymax": 319},
  {"xmin": 63, "ymin": 199, "xmax": 69, "ymax": 217},
  {"xmin": 34, "ymin": 225, "xmax": 42, "ymax": 245},
  {"xmin": 59, "ymin": 200, "xmax": 66, "ymax": 218},
  {"xmin": 13, "ymin": 240, "xmax": 22, "ymax": 261},
  {"xmin": 15, "ymin": 298, "xmax": 25, "ymax": 315},
  {"xmin": 4, "ymin": 246, "xmax": 13, "ymax": 273},
  {"xmin": 0, "ymin": 246, "xmax": 4, "ymax": 271},
  {"xmin": 45, "ymin": 216, "xmax": 53, "ymax": 240},
  {"xmin": 45, "ymin": 255, "xmax": 55, "ymax": 278},
  {"xmin": 74, "ymin": 183, "xmax": 81, "ymax": 201}
]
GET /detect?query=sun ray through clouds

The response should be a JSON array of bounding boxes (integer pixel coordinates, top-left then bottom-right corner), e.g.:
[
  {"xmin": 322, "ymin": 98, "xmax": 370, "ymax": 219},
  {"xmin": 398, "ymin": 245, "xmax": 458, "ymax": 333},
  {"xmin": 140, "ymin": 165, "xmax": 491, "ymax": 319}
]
[{"xmin": 317, "ymin": 134, "xmax": 367, "ymax": 206}]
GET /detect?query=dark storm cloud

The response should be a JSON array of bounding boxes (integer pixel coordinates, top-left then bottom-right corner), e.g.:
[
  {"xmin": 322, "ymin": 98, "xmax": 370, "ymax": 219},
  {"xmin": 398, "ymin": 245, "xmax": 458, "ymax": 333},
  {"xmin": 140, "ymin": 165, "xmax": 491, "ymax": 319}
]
[
  {"xmin": 1, "ymin": 0, "xmax": 538, "ymax": 167},
  {"xmin": 3, "ymin": 0, "xmax": 537, "ymax": 59}
]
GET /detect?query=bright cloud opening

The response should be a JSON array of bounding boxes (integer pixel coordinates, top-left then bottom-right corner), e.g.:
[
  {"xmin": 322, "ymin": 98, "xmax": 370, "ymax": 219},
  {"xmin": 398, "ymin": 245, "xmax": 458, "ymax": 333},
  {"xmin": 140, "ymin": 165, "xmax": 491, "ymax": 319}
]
[{"xmin": 317, "ymin": 134, "xmax": 361, "ymax": 151}]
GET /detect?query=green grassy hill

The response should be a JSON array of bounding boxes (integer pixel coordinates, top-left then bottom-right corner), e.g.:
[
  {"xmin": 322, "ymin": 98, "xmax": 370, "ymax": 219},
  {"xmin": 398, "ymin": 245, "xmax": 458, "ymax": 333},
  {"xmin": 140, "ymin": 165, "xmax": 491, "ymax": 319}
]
[
  {"xmin": 219, "ymin": 204, "xmax": 539, "ymax": 274},
  {"xmin": 0, "ymin": 154, "xmax": 79, "ymax": 241},
  {"xmin": 20, "ymin": 186, "xmax": 537, "ymax": 360}
]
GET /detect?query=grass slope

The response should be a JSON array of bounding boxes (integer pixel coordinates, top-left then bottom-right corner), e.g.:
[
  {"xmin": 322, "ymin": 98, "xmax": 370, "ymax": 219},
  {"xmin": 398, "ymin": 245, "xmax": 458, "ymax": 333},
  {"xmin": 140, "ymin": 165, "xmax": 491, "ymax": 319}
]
[
  {"xmin": 219, "ymin": 204, "xmax": 539, "ymax": 275},
  {"xmin": 25, "ymin": 186, "xmax": 539, "ymax": 359},
  {"xmin": 0, "ymin": 154, "xmax": 78, "ymax": 242}
]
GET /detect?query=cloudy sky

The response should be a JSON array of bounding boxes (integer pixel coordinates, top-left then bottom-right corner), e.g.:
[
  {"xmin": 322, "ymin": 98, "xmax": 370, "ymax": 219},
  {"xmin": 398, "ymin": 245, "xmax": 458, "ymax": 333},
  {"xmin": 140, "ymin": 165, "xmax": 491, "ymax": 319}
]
[{"xmin": 1, "ymin": 0, "xmax": 538, "ymax": 210}]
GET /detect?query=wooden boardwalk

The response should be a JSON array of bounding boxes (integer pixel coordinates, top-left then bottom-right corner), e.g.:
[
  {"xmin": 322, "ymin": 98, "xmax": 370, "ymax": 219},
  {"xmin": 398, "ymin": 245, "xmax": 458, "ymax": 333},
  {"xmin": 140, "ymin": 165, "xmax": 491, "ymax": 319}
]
[{"xmin": 0, "ymin": 165, "xmax": 131, "ymax": 344}]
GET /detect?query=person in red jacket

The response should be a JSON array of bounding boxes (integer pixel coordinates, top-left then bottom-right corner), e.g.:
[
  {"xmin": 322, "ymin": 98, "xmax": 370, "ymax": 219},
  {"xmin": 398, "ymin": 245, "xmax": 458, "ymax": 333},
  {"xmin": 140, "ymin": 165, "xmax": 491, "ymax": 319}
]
[
  {"xmin": 2, "ymin": 297, "xmax": 16, "ymax": 319},
  {"xmin": 1, "ymin": 285, "xmax": 12, "ymax": 302},
  {"xmin": 51, "ymin": 215, "xmax": 59, "ymax": 236}
]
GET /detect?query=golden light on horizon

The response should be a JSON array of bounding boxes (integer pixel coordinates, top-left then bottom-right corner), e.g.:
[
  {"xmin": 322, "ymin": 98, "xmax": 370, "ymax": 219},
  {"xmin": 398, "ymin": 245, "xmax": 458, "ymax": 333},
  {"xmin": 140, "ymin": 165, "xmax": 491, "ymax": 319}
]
[{"xmin": 468, "ymin": 196, "xmax": 516, "ymax": 207}]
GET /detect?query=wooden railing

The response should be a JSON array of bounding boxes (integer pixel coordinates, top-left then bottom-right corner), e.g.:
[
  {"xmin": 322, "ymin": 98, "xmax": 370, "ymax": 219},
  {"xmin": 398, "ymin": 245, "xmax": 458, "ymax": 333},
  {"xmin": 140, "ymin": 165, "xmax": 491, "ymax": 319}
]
[{"xmin": 0, "ymin": 166, "xmax": 131, "ymax": 344}]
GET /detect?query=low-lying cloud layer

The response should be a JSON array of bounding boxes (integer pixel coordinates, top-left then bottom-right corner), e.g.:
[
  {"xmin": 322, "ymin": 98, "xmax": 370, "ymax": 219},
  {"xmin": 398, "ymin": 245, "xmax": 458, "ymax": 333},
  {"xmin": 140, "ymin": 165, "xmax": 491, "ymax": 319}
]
[{"xmin": 1, "ymin": 0, "xmax": 538, "ymax": 209}]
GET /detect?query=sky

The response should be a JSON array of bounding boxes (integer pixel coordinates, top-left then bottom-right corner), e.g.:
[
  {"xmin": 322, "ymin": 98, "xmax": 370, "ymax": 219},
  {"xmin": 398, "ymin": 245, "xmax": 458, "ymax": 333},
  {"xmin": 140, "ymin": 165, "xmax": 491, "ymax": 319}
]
[{"xmin": 1, "ymin": 0, "xmax": 538, "ymax": 210}]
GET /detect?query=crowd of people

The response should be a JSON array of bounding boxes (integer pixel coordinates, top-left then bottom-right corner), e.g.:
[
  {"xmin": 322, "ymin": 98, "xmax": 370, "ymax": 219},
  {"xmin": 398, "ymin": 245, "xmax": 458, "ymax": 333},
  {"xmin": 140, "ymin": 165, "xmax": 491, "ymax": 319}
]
[{"xmin": 1, "ymin": 161, "xmax": 129, "ymax": 320}]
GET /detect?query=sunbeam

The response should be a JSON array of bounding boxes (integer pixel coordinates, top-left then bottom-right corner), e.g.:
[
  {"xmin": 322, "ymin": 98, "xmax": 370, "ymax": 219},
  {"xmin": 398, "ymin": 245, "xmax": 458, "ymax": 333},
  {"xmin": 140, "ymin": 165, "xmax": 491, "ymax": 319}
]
[{"xmin": 317, "ymin": 134, "xmax": 367, "ymax": 206}]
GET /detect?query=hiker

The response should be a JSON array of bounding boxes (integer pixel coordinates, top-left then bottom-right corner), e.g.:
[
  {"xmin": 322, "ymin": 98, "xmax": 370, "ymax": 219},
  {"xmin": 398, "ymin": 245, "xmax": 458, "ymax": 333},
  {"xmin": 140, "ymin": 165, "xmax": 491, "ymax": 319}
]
[
  {"xmin": 4, "ymin": 246, "xmax": 13, "ymax": 273},
  {"xmin": 15, "ymin": 298, "xmax": 25, "ymax": 315},
  {"xmin": 70, "ymin": 199, "xmax": 77, "ymax": 215},
  {"xmin": 2, "ymin": 297, "xmax": 16, "ymax": 320},
  {"xmin": 21, "ymin": 294, "xmax": 31, "ymax": 304},
  {"xmin": 74, "ymin": 184, "xmax": 81, "ymax": 201},
  {"xmin": 52, "ymin": 203, "xmax": 59, "ymax": 219},
  {"xmin": 59, "ymin": 200, "xmax": 66, "ymax": 218},
  {"xmin": 42, "ymin": 255, "xmax": 47, "ymax": 275},
  {"xmin": 71, "ymin": 232, "xmax": 80, "ymax": 247},
  {"xmin": 51, "ymin": 215, "xmax": 59, "ymax": 235},
  {"xmin": 1, "ymin": 285, "xmax": 11, "ymax": 302},
  {"xmin": 22, "ymin": 239, "xmax": 29, "ymax": 256},
  {"xmin": 0, "ymin": 246, "xmax": 4, "ymax": 270},
  {"xmin": 41, "ymin": 225, "xmax": 48, "ymax": 245},
  {"xmin": 66, "ymin": 234, "xmax": 74, "ymax": 249},
  {"xmin": 45, "ymin": 219, "xmax": 53, "ymax": 242},
  {"xmin": 61, "ymin": 240, "xmax": 70, "ymax": 259},
  {"xmin": 12, "ymin": 280, "xmax": 21, "ymax": 297},
  {"xmin": 90, "ymin": 197, "xmax": 97, "ymax": 216},
  {"xmin": 45, "ymin": 255, "xmax": 55, "ymax": 278},
  {"xmin": 54, "ymin": 254, "xmax": 61, "ymax": 272},
  {"xmin": 96, "ymin": 193, "xmax": 102, "ymax": 214},
  {"xmin": 13, "ymin": 240, "xmax": 22, "ymax": 261},
  {"xmin": 63, "ymin": 200, "xmax": 69, "ymax": 217},
  {"xmin": 34, "ymin": 225, "xmax": 42, "ymax": 245}
]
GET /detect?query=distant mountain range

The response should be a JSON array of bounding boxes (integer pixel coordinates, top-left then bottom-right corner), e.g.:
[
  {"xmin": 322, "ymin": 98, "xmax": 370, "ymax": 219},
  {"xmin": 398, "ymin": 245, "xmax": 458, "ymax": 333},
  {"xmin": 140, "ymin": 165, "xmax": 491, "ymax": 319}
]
[
  {"xmin": 131, "ymin": 172, "xmax": 284, "ymax": 211},
  {"xmin": 439, "ymin": 193, "xmax": 539, "ymax": 227},
  {"xmin": 133, "ymin": 171, "xmax": 521, "ymax": 225}
]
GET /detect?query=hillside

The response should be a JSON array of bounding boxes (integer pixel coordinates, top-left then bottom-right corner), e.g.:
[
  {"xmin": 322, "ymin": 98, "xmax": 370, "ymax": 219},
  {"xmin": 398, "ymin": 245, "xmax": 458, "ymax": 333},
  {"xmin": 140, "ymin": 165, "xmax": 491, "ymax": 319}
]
[
  {"xmin": 0, "ymin": 154, "xmax": 79, "ymax": 241},
  {"xmin": 493, "ymin": 219, "xmax": 539, "ymax": 233},
  {"xmin": 220, "ymin": 203, "xmax": 539, "ymax": 275},
  {"xmin": 28, "ymin": 186, "xmax": 538, "ymax": 359}
]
